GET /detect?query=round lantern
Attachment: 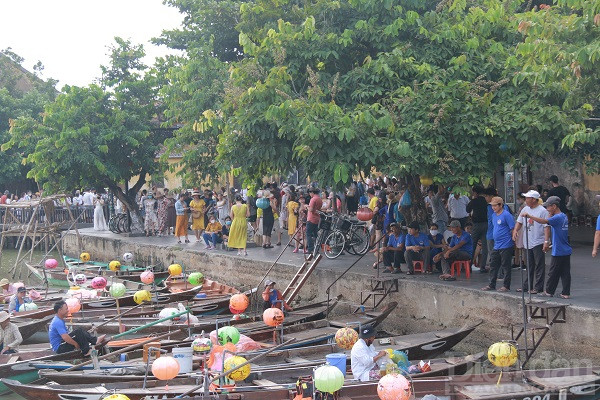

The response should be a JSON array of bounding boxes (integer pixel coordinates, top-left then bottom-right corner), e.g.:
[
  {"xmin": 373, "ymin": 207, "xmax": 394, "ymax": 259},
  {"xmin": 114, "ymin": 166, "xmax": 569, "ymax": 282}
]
[
  {"xmin": 357, "ymin": 207, "xmax": 374, "ymax": 222},
  {"xmin": 74, "ymin": 274, "xmax": 87, "ymax": 285},
  {"xmin": 218, "ymin": 326, "xmax": 241, "ymax": 345},
  {"xmin": 91, "ymin": 276, "xmax": 107, "ymax": 289},
  {"xmin": 140, "ymin": 270, "xmax": 155, "ymax": 285},
  {"xmin": 192, "ymin": 337, "xmax": 213, "ymax": 354},
  {"xmin": 168, "ymin": 264, "xmax": 183, "ymax": 276},
  {"xmin": 80, "ymin": 252, "xmax": 91, "ymax": 262},
  {"xmin": 109, "ymin": 261, "xmax": 121, "ymax": 271},
  {"xmin": 377, "ymin": 373, "xmax": 412, "ymax": 400},
  {"xmin": 314, "ymin": 365, "xmax": 344, "ymax": 394},
  {"xmin": 65, "ymin": 298, "xmax": 81, "ymax": 314},
  {"xmin": 229, "ymin": 294, "xmax": 249, "ymax": 313},
  {"xmin": 335, "ymin": 327, "xmax": 359, "ymax": 350},
  {"xmin": 229, "ymin": 305, "xmax": 243, "ymax": 315},
  {"xmin": 109, "ymin": 283, "xmax": 127, "ymax": 298},
  {"xmin": 45, "ymin": 259, "xmax": 58, "ymax": 269},
  {"xmin": 103, "ymin": 395, "xmax": 130, "ymax": 400},
  {"xmin": 19, "ymin": 302, "xmax": 39, "ymax": 312},
  {"xmin": 28, "ymin": 289, "xmax": 41, "ymax": 301},
  {"xmin": 134, "ymin": 290, "xmax": 152, "ymax": 305},
  {"xmin": 256, "ymin": 197, "xmax": 270, "ymax": 209},
  {"xmin": 151, "ymin": 356, "xmax": 180, "ymax": 380},
  {"xmin": 188, "ymin": 272, "xmax": 204, "ymax": 286},
  {"xmin": 122, "ymin": 252, "xmax": 134, "ymax": 263},
  {"xmin": 419, "ymin": 176, "xmax": 433, "ymax": 186},
  {"xmin": 488, "ymin": 342, "xmax": 518, "ymax": 368},
  {"xmin": 263, "ymin": 307, "xmax": 285, "ymax": 327},
  {"xmin": 224, "ymin": 356, "xmax": 251, "ymax": 381}
]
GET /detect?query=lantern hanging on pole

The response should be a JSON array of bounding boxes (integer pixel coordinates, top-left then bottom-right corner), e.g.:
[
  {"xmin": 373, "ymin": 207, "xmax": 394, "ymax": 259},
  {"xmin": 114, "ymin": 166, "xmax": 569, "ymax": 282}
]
[
  {"xmin": 168, "ymin": 264, "xmax": 182, "ymax": 276},
  {"xmin": 140, "ymin": 270, "xmax": 155, "ymax": 284},
  {"xmin": 314, "ymin": 365, "xmax": 344, "ymax": 394},
  {"xmin": 151, "ymin": 356, "xmax": 180, "ymax": 380},
  {"xmin": 229, "ymin": 293, "xmax": 249, "ymax": 313}
]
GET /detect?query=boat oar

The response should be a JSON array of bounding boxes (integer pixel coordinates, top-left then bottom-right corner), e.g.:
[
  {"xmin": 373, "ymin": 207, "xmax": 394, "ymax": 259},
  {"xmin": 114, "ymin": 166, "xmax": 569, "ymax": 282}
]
[
  {"xmin": 86, "ymin": 301, "xmax": 150, "ymax": 333},
  {"xmin": 177, "ymin": 337, "xmax": 297, "ymax": 398},
  {"xmin": 63, "ymin": 329, "xmax": 184, "ymax": 372},
  {"xmin": 111, "ymin": 307, "xmax": 192, "ymax": 339},
  {"xmin": 116, "ymin": 298, "xmax": 126, "ymax": 334}
]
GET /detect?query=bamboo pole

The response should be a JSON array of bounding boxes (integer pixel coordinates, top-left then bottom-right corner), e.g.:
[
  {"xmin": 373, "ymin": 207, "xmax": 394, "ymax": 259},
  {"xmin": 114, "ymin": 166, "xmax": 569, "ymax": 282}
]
[
  {"xmin": 11, "ymin": 203, "xmax": 40, "ymax": 279},
  {"xmin": 111, "ymin": 307, "xmax": 191, "ymax": 339}
]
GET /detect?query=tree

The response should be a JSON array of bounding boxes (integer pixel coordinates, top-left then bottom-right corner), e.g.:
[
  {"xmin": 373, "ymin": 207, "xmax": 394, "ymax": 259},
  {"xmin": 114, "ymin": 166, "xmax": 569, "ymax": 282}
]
[{"xmin": 5, "ymin": 38, "xmax": 166, "ymax": 232}]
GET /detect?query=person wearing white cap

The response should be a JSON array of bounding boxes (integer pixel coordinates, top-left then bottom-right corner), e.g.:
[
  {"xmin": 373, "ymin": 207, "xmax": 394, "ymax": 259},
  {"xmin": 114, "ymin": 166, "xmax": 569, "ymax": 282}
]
[
  {"xmin": 0, "ymin": 311, "xmax": 22, "ymax": 354},
  {"xmin": 512, "ymin": 190, "xmax": 550, "ymax": 294}
]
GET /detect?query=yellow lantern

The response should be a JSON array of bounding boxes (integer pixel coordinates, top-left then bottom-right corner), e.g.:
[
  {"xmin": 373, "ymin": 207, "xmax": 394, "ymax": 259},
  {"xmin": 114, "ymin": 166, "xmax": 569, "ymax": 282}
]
[
  {"xmin": 133, "ymin": 290, "xmax": 152, "ymax": 304},
  {"xmin": 80, "ymin": 252, "xmax": 91, "ymax": 262},
  {"xmin": 488, "ymin": 342, "xmax": 518, "ymax": 368},
  {"xmin": 103, "ymin": 395, "xmax": 130, "ymax": 400},
  {"xmin": 168, "ymin": 264, "xmax": 182, "ymax": 276},
  {"xmin": 109, "ymin": 260, "xmax": 121, "ymax": 271},
  {"xmin": 224, "ymin": 356, "xmax": 251, "ymax": 381},
  {"xmin": 419, "ymin": 176, "xmax": 433, "ymax": 186}
]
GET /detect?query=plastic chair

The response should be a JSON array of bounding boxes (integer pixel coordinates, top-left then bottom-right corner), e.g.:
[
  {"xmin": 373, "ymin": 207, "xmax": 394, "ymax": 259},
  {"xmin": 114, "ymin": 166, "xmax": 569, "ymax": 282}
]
[
  {"xmin": 412, "ymin": 261, "xmax": 424, "ymax": 273},
  {"xmin": 451, "ymin": 260, "xmax": 471, "ymax": 278}
]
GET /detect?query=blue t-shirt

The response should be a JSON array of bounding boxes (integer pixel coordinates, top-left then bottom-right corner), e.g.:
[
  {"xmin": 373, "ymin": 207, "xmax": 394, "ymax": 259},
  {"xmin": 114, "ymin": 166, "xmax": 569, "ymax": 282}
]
[
  {"xmin": 596, "ymin": 215, "xmax": 600, "ymax": 231},
  {"xmin": 387, "ymin": 233, "xmax": 405, "ymax": 248},
  {"xmin": 487, "ymin": 204, "xmax": 511, "ymax": 240},
  {"xmin": 49, "ymin": 315, "xmax": 69, "ymax": 351},
  {"xmin": 428, "ymin": 233, "xmax": 444, "ymax": 256},
  {"xmin": 405, "ymin": 233, "xmax": 430, "ymax": 248},
  {"xmin": 450, "ymin": 231, "xmax": 474, "ymax": 256},
  {"xmin": 547, "ymin": 213, "xmax": 572, "ymax": 257},
  {"xmin": 492, "ymin": 210, "xmax": 515, "ymax": 250}
]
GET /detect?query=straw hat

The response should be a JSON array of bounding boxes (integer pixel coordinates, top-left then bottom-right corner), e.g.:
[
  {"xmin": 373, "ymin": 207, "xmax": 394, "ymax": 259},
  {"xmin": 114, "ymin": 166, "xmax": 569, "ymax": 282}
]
[
  {"xmin": 0, "ymin": 278, "xmax": 9, "ymax": 287},
  {"xmin": 0, "ymin": 311, "xmax": 10, "ymax": 323}
]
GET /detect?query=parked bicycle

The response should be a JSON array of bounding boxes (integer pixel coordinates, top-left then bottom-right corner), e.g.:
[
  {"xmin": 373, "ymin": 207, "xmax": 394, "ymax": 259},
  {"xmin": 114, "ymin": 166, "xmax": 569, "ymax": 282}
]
[
  {"xmin": 313, "ymin": 212, "xmax": 370, "ymax": 259},
  {"xmin": 109, "ymin": 213, "xmax": 131, "ymax": 233}
]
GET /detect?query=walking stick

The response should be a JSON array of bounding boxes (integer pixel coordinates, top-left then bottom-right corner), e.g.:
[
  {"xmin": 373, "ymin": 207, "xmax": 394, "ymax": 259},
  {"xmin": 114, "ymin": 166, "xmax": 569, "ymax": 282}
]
[{"xmin": 520, "ymin": 217, "xmax": 530, "ymax": 367}]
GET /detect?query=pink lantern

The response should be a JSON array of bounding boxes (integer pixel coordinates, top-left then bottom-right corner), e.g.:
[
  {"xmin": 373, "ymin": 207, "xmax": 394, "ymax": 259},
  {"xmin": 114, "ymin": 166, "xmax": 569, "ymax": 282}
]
[
  {"xmin": 45, "ymin": 259, "xmax": 58, "ymax": 269},
  {"xmin": 28, "ymin": 289, "xmax": 42, "ymax": 301},
  {"xmin": 151, "ymin": 356, "xmax": 180, "ymax": 380},
  {"xmin": 65, "ymin": 298, "xmax": 81, "ymax": 315},
  {"xmin": 140, "ymin": 270, "xmax": 155, "ymax": 285},
  {"xmin": 91, "ymin": 276, "xmax": 107, "ymax": 290},
  {"xmin": 377, "ymin": 373, "xmax": 412, "ymax": 400}
]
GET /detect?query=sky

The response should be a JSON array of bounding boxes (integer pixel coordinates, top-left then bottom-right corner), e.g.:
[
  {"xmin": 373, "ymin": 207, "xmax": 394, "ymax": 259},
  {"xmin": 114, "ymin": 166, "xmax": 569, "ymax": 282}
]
[{"xmin": 0, "ymin": 0, "xmax": 183, "ymax": 88}]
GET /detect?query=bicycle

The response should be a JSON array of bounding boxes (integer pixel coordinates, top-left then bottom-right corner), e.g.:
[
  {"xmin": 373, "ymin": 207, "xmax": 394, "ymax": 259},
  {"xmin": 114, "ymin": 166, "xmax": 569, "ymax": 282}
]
[
  {"xmin": 322, "ymin": 215, "xmax": 369, "ymax": 259},
  {"xmin": 109, "ymin": 213, "xmax": 131, "ymax": 233}
]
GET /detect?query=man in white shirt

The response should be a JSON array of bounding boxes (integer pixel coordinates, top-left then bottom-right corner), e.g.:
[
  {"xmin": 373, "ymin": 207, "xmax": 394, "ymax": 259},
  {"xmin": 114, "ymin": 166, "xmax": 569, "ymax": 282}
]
[
  {"xmin": 82, "ymin": 189, "xmax": 95, "ymax": 206},
  {"xmin": 350, "ymin": 324, "xmax": 387, "ymax": 381},
  {"xmin": 512, "ymin": 190, "xmax": 550, "ymax": 294},
  {"xmin": 448, "ymin": 191, "xmax": 470, "ymax": 228}
]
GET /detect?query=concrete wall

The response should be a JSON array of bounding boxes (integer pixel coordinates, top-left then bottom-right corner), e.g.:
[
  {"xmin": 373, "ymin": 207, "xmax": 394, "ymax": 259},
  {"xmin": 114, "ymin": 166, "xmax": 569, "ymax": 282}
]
[{"xmin": 63, "ymin": 232, "xmax": 600, "ymax": 365}]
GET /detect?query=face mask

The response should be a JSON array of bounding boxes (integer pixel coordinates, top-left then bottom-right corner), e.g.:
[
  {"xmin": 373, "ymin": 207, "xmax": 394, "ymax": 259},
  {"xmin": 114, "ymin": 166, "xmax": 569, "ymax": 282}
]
[
  {"xmin": 226, "ymin": 221, "xmax": 232, "ymax": 226},
  {"xmin": 210, "ymin": 219, "xmax": 215, "ymax": 224},
  {"xmin": 430, "ymin": 230, "xmax": 438, "ymax": 236}
]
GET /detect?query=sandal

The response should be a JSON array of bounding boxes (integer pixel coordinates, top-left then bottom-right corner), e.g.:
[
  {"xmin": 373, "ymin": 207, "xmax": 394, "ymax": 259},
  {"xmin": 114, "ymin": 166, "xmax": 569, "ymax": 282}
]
[
  {"xmin": 559, "ymin": 294, "xmax": 570, "ymax": 299},
  {"xmin": 481, "ymin": 286, "xmax": 494, "ymax": 291},
  {"xmin": 442, "ymin": 276, "xmax": 456, "ymax": 281},
  {"xmin": 497, "ymin": 287, "xmax": 510, "ymax": 292}
]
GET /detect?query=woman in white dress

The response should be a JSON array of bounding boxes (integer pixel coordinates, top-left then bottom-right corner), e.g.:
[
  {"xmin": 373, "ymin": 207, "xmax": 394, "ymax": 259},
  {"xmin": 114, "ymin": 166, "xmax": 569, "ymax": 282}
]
[
  {"xmin": 93, "ymin": 195, "xmax": 108, "ymax": 231},
  {"xmin": 143, "ymin": 192, "xmax": 159, "ymax": 236},
  {"xmin": 216, "ymin": 193, "xmax": 228, "ymax": 224}
]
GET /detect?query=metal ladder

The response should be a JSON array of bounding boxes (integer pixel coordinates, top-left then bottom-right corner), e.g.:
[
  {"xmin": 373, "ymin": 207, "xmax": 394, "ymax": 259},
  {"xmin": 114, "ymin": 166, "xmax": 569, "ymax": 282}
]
[{"xmin": 356, "ymin": 276, "xmax": 399, "ymax": 312}]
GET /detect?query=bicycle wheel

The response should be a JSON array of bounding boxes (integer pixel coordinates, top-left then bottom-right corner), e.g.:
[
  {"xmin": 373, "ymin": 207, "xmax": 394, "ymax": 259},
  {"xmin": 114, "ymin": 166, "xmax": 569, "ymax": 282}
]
[
  {"xmin": 118, "ymin": 215, "xmax": 129, "ymax": 233},
  {"xmin": 312, "ymin": 231, "xmax": 324, "ymax": 257},
  {"xmin": 350, "ymin": 225, "xmax": 370, "ymax": 255},
  {"xmin": 324, "ymin": 230, "xmax": 345, "ymax": 259},
  {"xmin": 109, "ymin": 216, "xmax": 118, "ymax": 233}
]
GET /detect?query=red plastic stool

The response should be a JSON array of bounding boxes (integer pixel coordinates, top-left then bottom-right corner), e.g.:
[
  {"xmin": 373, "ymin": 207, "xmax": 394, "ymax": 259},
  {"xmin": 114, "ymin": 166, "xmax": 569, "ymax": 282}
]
[
  {"xmin": 412, "ymin": 261, "xmax": 424, "ymax": 273},
  {"xmin": 451, "ymin": 260, "xmax": 471, "ymax": 278}
]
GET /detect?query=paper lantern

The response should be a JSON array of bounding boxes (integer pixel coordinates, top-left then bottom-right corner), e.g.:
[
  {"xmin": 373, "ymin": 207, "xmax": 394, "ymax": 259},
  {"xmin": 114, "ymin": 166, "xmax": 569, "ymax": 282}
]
[
  {"xmin": 45, "ymin": 259, "xmax": 58, "ymax": 269},
  {"xmin": 335, "ymin": 327, "xmax": 359, "ymax": 350},
  {"xmin": 488, "ymin": 342, "xmax": 518, "ymax": 368},
  {"xmin": 192, "ymin": 337, "xmax": 212, "ymax": 354},
  {"xmin": 19, "ymin": 302, "xmax": 38, "ymax": 312},
  {"xmin": 218, "ymin": 326, "xmax": 240, "ymax": 345},
  {"xmin": 314, "ymin": 365, "xmax": 344, "ymax": 394},
  {"xmin": 419, "ymin": 176, "xmax": 433, "ymax": 186},
  {"xmin": 74, "ymin": 274, "xmax": 87, "ymax": 285},
  {"xmin": 188, "ymin": 272, "xmax": 204, "ymax": 285},
  {"xmin": 91, "ymin": 276, "xmax": 107, "ymax": 289},
  {"xmin": 168, "ymin": 264, "xmax": 182, "ymax": 276},
  {"xmin": 229, "ymin": 294, "xmax": 249, "ymax": 313},
  {"xmin": 140, "ymin": 270, "xmax": 155, "ymax": 284},
  {"xmin": 256, "ymin": 197, "xmax": 270, "ymax": 209},
  {"xmin": 151, "ymin": 356, "xmax": 180, "ymax": 380},
  {"xmin": 109, "ymin": 283, "xmax": 127, "ymax": 298},
  {"xmin": 28, "ymin": 289, "xmax": 41, "ymax": 301},
  {"xmin": 134, "ymin": 290, "xmax": 152, "ymax": 305},
  {"xmin": 109, "ymin": 261, "xmax": 121, "ymax": 271},
  {"xmin": 357, "ymin": 207, "xmax": 373, "ymax": 222},
  {"xmin": 263, "ymin": 307, "xmax": 285, "ymax": 327},
  {"xmin": 122, "ymin": 252, "xmax": 134, "ymax": 263},
  {"xmin": 66, "ymin": 298, "xmax": 81, "ymax": 314},
  {"xmin": 224, "ymin": 356, "xmax": 251, "ymax": 381},
  {"xmin": 229, "ymin": 305, "xmax": 244, "ymax": 315},
  {"xmin": 103, "ymin": 395, "xmax": 130, "ymax": 400},
  {"xmin": 80, "ymin": 252, "xmax": 91, "ymax": 262},
  {"xmin": 377, "ymin": 373, "xmax": 411, "ymax": 400}
]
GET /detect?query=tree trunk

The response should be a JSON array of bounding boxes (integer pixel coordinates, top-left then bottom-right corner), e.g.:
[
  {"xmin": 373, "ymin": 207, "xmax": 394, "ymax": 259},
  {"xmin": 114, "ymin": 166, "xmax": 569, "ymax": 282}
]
[
  {"xmin": 402, "ymin": 175, "xmax": 428, "ymax": 227},
  {"xmin": 106, "ymin": 171, "xmax": 147, "ymax": 234}
]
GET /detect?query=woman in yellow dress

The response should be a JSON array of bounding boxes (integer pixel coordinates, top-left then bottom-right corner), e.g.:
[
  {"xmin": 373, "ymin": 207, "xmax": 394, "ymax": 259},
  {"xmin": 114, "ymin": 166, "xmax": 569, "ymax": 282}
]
[
  {"xmin": 286, "ymin": 193, "xmax": 299, "ymax": 237},
  {"xmin": 189, "ymin": 191, "xmax": 206, "ymax": 242},
  {"xmin": 228, "ymin": 194, "xmax": 250, "ymax": 256}
]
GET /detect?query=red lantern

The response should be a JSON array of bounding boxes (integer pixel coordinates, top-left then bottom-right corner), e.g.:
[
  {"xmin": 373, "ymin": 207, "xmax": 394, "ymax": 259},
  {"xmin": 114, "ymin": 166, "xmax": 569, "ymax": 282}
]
[
  {"xmin": 229, "ymin": 294, "xmax": 249, "ymax": 313},
  {"xmin": 263, "ymin": 307, "xmax": 285, "ymax": 327},
  {"xmin": 357, "ymin": 207, "xmax": 373, "ymax": 222},
  {"xmin": 151, "ymin": 356, "xmax": 180, "ymax": 380}
]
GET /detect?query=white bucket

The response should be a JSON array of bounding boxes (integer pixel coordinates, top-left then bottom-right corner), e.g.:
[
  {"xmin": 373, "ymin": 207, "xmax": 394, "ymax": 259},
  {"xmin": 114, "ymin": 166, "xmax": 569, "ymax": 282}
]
[{"xmin": 172, "ymin": 347, "xmax": 194, "ymax": 373}]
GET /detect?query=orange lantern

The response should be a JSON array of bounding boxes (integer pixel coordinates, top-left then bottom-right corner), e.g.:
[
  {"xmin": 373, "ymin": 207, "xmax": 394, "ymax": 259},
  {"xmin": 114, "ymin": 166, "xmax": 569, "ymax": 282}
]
[
  {"xmin": 151, "ymin": 356, "xmax": 180, "ymax": 380},
  {"xmin": 263, "ymin": 307, "xmax": 285, "ymax": 327},
  {"xmin": 377, "ymin": 373, "xmax": 411, "ymax": 400},
  {"xmin": 357, "ymin": 207, "xmax": 373, "ymax": 222},
  {"xmin": 335, "ymin": 327, "xmax": 359, "ymax": 350},
  {"xmin": 65, "ymin": 298, "xmax": 81, "ymax": 315},
  {"xmin": 229, "ymin": 294, "xmax": 249, "ymax": 313}
]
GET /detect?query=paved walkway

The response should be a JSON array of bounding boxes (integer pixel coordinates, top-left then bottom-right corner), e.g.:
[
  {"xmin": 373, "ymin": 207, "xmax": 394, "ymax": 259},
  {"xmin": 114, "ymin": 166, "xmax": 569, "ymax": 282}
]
[{"xmin": 76, "ymin": 226, "xmax": 600, "ymax": 310}]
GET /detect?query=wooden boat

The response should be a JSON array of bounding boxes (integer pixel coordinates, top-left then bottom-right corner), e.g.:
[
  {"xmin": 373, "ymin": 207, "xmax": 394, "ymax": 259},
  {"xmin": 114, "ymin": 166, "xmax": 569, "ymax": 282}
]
[
  {"xmin": 161, "ymin": 275, "xmax": 240, "ymax": 295},
  {"xmin": 81, "ymin": 285, "xmax": 203, "ymax": 308},
  {"xmin": 15, "ymin": 315, "xmax": 53, "ymax": 341},
  {"xmin": 7, "ymin": 366, "xmax": 600, "ymax": 400}
]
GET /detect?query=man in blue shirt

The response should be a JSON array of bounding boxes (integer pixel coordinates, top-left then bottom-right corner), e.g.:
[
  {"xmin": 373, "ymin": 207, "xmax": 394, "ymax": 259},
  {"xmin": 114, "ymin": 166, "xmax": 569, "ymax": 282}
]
[
  {"xmin": 482, "ymin": 196, "xmax": 515, "ymax": 292},
  {"xmin": 428, "ymin": 223, "xmax": 445, "ymax": 273},
  {"xmin": 404, "ymin": 221, "xmax": 431, "ymax": 275},
  {"xmin": 382, "ymin": 223, "xmax": 406, "ymax": 274},
  {"xmin": 435, "ymin": 220, "xmax": 473, "ymax": 281},
  {"xmin": 49, "ymin": 300, "xmax": 106, "ymax": 356},
  {"xmin": 522, "ymin": 196, "xmax": 572, "ymax": 299}
]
